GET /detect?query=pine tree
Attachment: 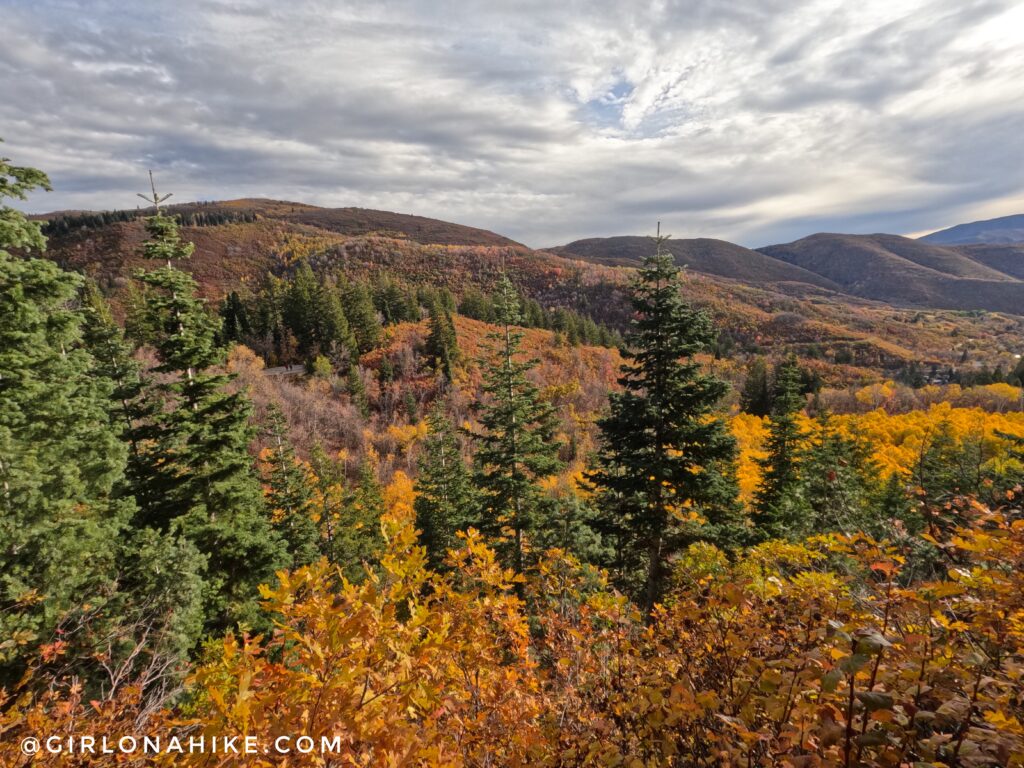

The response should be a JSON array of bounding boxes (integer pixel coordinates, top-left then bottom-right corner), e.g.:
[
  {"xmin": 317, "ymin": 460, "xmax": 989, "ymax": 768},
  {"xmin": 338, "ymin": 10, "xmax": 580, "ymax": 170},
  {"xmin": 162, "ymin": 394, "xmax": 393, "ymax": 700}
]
[
  {"xmin": 218, "ymin": 290, "xmax": 250, "ymax": 344},
  {"xmin": 80, "ymin": 281, "xmax": 159, "ymax": 463},
  {"xmin": 344, "ymin": 280, "xmax": 383, "ymax": 353},
  {"xmin": 316, "ymin": 278, "xmax": 357, "ymax": 362},
  {"xmin": 283, "ymin": 261, "xmax": 319, "ymax": 358},
  {"xmin": 469, "ymin": 273, "xmax": 563, "ymax": 578},
  {"xmin": 751, "ymin": 356, "xmax": 808, "ymax": 541},
  {"xmin": 262, "ymin": 405, "xmax": 320, "ymax": 568},
  {"xmin": 740, "ymin": 356, "xmax": 773, "ymax": 416},
  {"xmin": 0, "ymin": 153, "xmax": 132, "ymax": 682},
  {"xmin": 414, "ymin": 405, "xmax": 476, "ymax": 569},
  {"xmin": 802, "ymin": 413, "xmax": 876, "ymax": 535},
  {"xmin": 131, "ymin": 205, "xmax": 286, "ymax": 633},
  {"xmin": 587, "ymin": 233, "xmax": 741, "ymax": 614},
  {"xmin": 424, "ymin": 295, "xmax": 459, "ymax": 380},
  {"xmin": 309, "ymin": 447, "xmax": 384, "ymax": 580},
  {"xmin": 348, "ymin": 363, "xmax": 370, "ymax": 418}
]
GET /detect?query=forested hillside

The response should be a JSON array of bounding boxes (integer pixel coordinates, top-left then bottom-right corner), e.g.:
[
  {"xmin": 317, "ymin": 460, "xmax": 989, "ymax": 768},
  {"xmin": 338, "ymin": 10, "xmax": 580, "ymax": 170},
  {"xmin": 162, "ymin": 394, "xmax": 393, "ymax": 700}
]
[{"xmin": 3, "ymin": 152, "xmax": 1024, "ymax": 766}]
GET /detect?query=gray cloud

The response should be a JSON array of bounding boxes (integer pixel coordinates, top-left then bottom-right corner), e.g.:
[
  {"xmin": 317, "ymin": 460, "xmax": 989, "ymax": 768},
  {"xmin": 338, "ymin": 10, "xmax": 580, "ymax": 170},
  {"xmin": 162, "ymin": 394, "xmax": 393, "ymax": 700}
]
[{"xmin": 2, "ymin": 0, "xmax": 1022, "ymax": 247}]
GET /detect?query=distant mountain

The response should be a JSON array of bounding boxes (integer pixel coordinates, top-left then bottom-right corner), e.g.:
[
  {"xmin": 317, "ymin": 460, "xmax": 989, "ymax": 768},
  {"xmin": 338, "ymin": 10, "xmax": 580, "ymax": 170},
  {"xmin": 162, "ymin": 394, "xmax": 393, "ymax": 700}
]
[
  {"xmin": 955, "ymin": 243, "xmax": 1024, "ymax": 280},
  {"xmin": 40, "ymin": 198, "xmax": 522, "ymax": 248},
  {"xmin": 554, "ymin": 231, "xmax": 1024, "ymax": 315},
  {"xmin": 549, "ymin": 236, "xmax": 841, "ymax": 291},
  {"xmin": 920, "ymin": 213, "xmax": 1024, "ymax": 245},
  {"xmin": 758, "ymin": 233, "xmax": 1024, "ymax": 314}
]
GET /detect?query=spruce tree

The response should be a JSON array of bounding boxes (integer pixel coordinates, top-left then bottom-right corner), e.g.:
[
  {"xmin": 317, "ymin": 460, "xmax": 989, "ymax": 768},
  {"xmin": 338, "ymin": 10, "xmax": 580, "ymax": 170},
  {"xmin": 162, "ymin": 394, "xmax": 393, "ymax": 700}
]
[
  {"xmin": 469, "ymin": 274, "xmax": 563, "ymax": 577},
  {"xmin": 424, "ymin": 295, "xmax": 459, "ymax": 380},
  {"xmin": 0, "ymin": 154, "xmax": 131, "ymax": 682},
  {"xmin": 347, "ymin": 363, "xmax": 370, "ymax": 418},
  {"xmin": 751, "ymin": 356, "xmax": 808, "ymax": 541},
  {"xmin": 218, "ymin": 290, "xmax": 250, "ymax": 344},
  {"xmin": 414, "ymin": 405, "xmax": 476, "ymax": 569},
  {"xmin": 802, "ymin": 413, "xmax": 876, "ymax": 535},
  {"xmin": 316, "ymin": 277, "xmax": 357, "ymax": 362},
  {"xmin": 131, "ymin": 204, "xmax": 286, "ymax": 633},
  {"xmin": 262, "ymin": 405, "xmax": 320, "ymax": 568},
  {"xmin": 344, "ymin": 280, "xmax": 383, "ymax": 353},
  {"xmin": 80, "ymin": 281, "xmax": 160, "ymax": 462},
  {"xmin": 309, "ymin": 447, "xmax": 384, "ymax": 580},
  {"xmin": 283, "ymin": 260, "xmax": 319, "ymax": 358},
  {"xmin": 740, "ymin": 356, "xmax": 773, "ymax": 416},
  {"xmin": 587, "ymin": 233, "xmax": 741, "ymax": 613}
]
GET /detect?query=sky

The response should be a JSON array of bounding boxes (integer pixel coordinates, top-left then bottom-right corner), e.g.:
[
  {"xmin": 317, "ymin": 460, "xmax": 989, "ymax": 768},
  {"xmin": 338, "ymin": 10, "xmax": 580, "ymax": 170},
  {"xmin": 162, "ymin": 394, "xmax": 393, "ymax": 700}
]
[{"xmin": 2, "ymin": 0, "xmax": 1024, "ymax": 248}]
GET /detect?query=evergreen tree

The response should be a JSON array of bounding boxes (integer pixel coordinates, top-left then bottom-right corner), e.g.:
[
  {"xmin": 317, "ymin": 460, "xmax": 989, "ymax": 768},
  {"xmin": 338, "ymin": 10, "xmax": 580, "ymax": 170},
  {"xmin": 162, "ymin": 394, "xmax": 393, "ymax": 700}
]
[
  {"xmin": 587, "ymin": 233, "xmax": 741, "ymax": 614},
  {"xmin": 740, "ymin": 356, "xmax": 773, "ymax": 417},
  {"xmin": 0, "ymin": 153, "xmax": 131, "ymax": 683},
  {"xmin": 309, "ymin": 447, "xmax": 384, "ymax": 580},
  {"xmin": 80, "ymin": 282, "xmax": 159, "ymax": 463},
  {"xmin": 282, "ymin": 260, "xmax": 319, "ymax": 358},
  {"xmin": 414, "ymin": 405, "xmax": 476, "ymax": 569},
  {"xmin": 751, "ymin": 356, "xmax": 808, "ymax": 541},
  {"xmin": 218, "ymin": 290, "xmax": 250, "ymax": 344},
  {"xmin": 344, "ymin": 280, "xmax": 383, "ymax": 353},
  {"xmin": 262, "ymin": 405, "xmax": 320, "ymax": 568},
  {"xmin": 469, "ymin": 274, "xmax": 563, "ymax": 578},
  {"xmin": 348, "ymin": 363, "xmax": 370, "ymax": 418},
  {"xmin": 131, "ymin": 206, "xmax": 286, "ymax": 633},
  {"xmin": 316, "ymin": 278, "xmax": 357, "ymax": 362},
  {"xmin": 424, "ymin": 295, "xmax": 459, "ymax": 380},
  {"xmin": 802, "ymin": 413, "xmax": 876, "ymax": 535},
  {"xmin": 457, "ymin": 288, "xmax": 493, "ymax": 321}
]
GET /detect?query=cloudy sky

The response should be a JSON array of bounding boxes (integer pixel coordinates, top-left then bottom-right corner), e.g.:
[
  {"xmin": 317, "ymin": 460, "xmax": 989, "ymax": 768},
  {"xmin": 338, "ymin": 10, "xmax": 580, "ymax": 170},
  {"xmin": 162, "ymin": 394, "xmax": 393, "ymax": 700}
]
[{"xmin": 3, "ymin": 0, "xmax": 1023, "ymax": 247}]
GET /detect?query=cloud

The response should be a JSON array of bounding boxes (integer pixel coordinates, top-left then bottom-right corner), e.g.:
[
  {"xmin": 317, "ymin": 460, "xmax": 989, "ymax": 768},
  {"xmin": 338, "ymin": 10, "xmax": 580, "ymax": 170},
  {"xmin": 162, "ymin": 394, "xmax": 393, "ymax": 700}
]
[{"xmin": 2, "ymin": 0, "xmax": 1022, "ymax": 247}]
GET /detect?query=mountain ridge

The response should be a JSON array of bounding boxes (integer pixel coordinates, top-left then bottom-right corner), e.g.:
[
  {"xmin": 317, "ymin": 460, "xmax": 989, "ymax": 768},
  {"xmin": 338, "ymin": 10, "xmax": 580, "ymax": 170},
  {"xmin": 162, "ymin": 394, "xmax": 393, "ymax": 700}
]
[{"xmin": 920, "ymin": 213, "xmax": 1024, "ymax": 245}]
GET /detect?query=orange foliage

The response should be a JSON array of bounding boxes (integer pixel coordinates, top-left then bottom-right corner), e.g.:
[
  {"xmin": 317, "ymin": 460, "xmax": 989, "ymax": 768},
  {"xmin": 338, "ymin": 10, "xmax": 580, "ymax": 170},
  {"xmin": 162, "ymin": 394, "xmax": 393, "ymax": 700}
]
[{"xmin": 5, "ymin": 492, "xmax": 1024, "ymax": 766}]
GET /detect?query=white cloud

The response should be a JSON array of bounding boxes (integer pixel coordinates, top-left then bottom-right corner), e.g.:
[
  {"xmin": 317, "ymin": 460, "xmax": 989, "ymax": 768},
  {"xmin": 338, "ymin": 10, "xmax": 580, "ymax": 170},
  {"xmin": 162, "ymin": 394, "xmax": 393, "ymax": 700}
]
[{"xmin": 2, "ymin": 0, "xmax": 1022, "ymax": 246}]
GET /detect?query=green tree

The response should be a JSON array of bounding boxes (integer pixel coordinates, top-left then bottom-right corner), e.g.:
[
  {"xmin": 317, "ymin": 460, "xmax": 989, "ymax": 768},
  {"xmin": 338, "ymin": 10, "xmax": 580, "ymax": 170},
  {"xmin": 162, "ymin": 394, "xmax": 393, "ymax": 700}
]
[
  {"xmin": 414, "ymin": 405, "xmax": 476, "ymax": 569},
  {"xmin": 424, "ymin": 295, "xmax": 459, "ymax": 380},
  {"xmin": 308, "ymin": 447, "xmax": 383, "ymax": 580},
  {"xmin": 802, "ymin": 413, "xmax": 876, "ymax": 535},
  {"xmin": 347, "ymin": 363, "xmax": 370, "ymax": 418},
  {"xmin": 469, "ymin": 274, "xmax": 563, "ymax": 578},
  {"xmin": 587, "ymin": 233, "xmax": 741, "ymax": 614},
  {"xmin": 131, "ymin": 206, "xmax": 286, "ymax": 633},
  {"xmin": 316, "ymin": 278, "xmax": 357, "ymax": 362},
  {"xmin": 740, "ymin": 356, "xmax": 773, "ymax": 417},
  {"xmin": 0, "ymin": 152, "xmax": 132, "ymax": 683},
  {"xmin": 344, "ymin": 279, "xmax": 382, "ymax": 353},
  {"xmin": 751, "ymin": 356, "xmax": 808, "ymax": 541},
  {"xmin": 262, "ymin": 405, "xmax": 320, "ymax": 568},
  {"xmin": 218, "ymin": 290, "xmax": 250, "ymax": 344},
  {"xmin": 282, "ymin": 260, "xmax": 319, "ymax": 358}
]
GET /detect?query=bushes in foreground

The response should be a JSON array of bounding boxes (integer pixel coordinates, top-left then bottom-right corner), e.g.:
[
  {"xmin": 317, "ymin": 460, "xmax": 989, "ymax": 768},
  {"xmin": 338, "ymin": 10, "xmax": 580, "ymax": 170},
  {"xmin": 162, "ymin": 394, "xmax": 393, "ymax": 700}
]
[{"xmin": 3, "ymin": 492, "xmax": 1022, "ymax": 767}]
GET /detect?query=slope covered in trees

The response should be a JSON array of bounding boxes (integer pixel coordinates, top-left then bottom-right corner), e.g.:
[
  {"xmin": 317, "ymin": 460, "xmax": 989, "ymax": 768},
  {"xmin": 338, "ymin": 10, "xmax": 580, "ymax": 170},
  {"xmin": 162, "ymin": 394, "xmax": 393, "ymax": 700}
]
[
  {"xmin": 4, "ymin": 148, "xmax": 1024, "ymax": 766},
  {"xmin": 33, "ymin": 197, "xmax": 1024, "ymax": 382}
]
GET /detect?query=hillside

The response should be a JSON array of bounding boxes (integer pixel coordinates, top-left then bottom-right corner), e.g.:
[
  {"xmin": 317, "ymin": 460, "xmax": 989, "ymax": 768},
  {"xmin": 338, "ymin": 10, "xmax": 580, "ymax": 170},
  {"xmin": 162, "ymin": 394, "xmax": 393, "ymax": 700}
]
[
  {"xmin": 549, "ymin": 236, "xmax": 841, "ymax": 290},
  {"xmin": 32, "ymin": 199, "xmax": 1024, "ymax": 381},
  {"xmin": 920, "ymin": 212, "xmax": 1024, "ymax": 245},
  {"xmin": 757, "ymin": 233, "xmax": 1024, "ymax": 314},
  {"xmin": 954, "ymin": 243, "xmax": 1024, "ymax": 280}
]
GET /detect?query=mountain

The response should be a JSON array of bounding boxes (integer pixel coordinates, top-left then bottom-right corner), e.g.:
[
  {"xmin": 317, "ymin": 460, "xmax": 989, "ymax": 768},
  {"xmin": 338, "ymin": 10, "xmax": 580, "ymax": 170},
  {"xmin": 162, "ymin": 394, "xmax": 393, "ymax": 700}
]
[
  {"xmin": 31, "ymin": 198, "xmax": 1024, "ymax": 382},
  {"xmin": 955, "ymin": 243, "xmax": 1024, "ymax": 280},
  {"xmin": 548, "ymin": 236, "xmax": 841, "ymax": 290},
  {"xmin": 755, "ymin": 233, "xmax": 1024, "ymax": 313},
  {"xmin": 920, "ymin": 213, "xmax": 1024, "ymax": 245}
]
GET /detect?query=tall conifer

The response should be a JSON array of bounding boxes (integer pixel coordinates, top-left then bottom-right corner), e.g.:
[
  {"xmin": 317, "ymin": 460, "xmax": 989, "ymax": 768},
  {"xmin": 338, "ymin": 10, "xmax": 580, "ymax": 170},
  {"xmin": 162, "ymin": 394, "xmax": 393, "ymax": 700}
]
[
  {"xmin": 470, "ymin": 274, "xmax": 562, "ymax": 577},
  {"xmin": 588, "ymin": 232, "xmax": 741, "ymax": 614},
  {"xmin": 414, "ymin": 405, "xmax": 476, "ymax": 568},
  {"xmin": 131, "ymin": 202, "xmax": 286, "ymax": 632}
]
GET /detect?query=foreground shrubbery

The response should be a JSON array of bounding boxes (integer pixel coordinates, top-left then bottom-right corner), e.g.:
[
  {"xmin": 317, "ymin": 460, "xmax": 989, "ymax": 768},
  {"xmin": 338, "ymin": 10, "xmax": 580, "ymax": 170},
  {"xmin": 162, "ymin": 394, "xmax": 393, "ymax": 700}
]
[{"xmin": 3, "ymin": 492, "xmax": 1022, "ymax": 767}]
